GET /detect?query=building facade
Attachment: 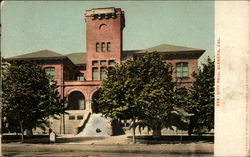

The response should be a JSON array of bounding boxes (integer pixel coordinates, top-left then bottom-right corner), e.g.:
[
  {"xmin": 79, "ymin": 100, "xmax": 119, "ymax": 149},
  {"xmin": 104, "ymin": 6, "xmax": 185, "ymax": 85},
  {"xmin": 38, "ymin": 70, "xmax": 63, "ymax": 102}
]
[{"xmin": 6, "ymin": 7, "xmax": 204, "ymax": 135}]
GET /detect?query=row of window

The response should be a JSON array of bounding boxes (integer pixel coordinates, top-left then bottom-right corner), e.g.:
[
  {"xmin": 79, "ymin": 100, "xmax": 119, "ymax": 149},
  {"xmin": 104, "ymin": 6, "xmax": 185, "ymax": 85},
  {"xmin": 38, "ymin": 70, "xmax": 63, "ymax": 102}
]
[
  {"xmin": 92, "ymin": 67, "xmax": 111, "ymax": 81},
  {"xmin": 69, "ymin": 115, "xmax": 84, "ymax": 120},
  {"xmin": 44, "ymin": 62, "xmax": 189, "ymax": 82},
  {"xmin": 92, "ymin": 60, "xmax": 116, "ymax": 80},
  {"xmin": 44, "ymin": 67, "xmax": 86, "ymax": 81},
  {"xmin": 92, "ymin": 60, "xmax": 115, "ymax": 66},
  {"xmin": 92, "ymin": 13, "xmax": 116, "ymax": 20},
  {"xmin": 96, "ymin": 42, "xmax": 111, "ymax": 52}
]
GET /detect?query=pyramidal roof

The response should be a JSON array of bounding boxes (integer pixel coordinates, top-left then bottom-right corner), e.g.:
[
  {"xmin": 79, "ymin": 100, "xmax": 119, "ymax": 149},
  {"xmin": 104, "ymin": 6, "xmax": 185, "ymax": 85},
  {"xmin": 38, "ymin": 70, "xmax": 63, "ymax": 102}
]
[
  {"xmin": 136, "ymin": 44, "xmax": 205, "ymax": 54},
  {"xmin": 7, "ymin": 50, "xmax": 64, "ymax": 59}
]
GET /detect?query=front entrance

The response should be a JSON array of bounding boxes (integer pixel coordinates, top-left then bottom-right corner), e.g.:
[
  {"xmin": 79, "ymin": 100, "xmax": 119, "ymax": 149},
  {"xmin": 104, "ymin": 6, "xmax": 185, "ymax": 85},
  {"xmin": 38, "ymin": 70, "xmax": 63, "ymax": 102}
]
[
  {"xmin": 91, "ymin": 90, "xmax": 100, "ymax": 113},
  {"xmin": 67, "ymin": 91, "xmax": 85, "ymax": 110}
]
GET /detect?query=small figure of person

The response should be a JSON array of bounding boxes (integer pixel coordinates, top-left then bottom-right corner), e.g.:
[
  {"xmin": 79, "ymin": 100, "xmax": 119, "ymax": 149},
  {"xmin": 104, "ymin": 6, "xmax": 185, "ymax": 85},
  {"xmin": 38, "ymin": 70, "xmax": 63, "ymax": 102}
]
[
  {"xmin": 96, "ymin": 128, "xmax": 102, "ymax": 133},
  {"xmin": 49, "ymin": 128, "xmax": 56, "ymax": 144}
]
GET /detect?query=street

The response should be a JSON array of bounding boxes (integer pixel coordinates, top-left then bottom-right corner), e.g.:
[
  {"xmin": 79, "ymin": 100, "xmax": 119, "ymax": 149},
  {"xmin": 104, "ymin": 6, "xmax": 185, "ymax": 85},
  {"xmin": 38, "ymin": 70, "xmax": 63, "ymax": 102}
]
[{"xmin": 2, "ymin": 143, "xmax": 213, "ymax": 157}]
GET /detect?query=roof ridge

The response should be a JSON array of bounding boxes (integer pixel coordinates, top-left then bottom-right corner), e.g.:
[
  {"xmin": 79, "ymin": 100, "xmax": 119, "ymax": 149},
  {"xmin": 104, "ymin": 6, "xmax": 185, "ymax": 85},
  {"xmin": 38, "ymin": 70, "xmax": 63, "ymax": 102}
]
[
  {"xmin": 136, "ymin": 43, "xmax": 205, "ymax": 54},
  {"xmin": 150, "ymin": 43, "xmax": 204, "ymax": 51},
  {"xmin": 6, "ymin": 49, "xmax": 64, "ymax": 59}
]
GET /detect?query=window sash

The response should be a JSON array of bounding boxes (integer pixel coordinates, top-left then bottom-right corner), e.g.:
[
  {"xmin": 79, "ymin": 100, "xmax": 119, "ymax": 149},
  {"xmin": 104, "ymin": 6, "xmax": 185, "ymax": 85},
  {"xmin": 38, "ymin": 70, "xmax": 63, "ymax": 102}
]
[
  {"xmin": 45, "ymin": 67, "xmax": 55, "ymax": 81},
  {"xmin": 101, "ymin": 42, "xmax": 105, "ymax": 52},
  {"xmin": 176, "ymin": 63, "xmax": 188, "ymax": 78},
  {"xmin": 107, "ymin": 42, "xmax": 111, "ymax": 51},
  {"xmin": 100, "ymin": 67, "xmax": 106, "ymax": 80},
  {"xmin": 109, "ymin": 60, "xmax": 115, "ymax": 65},
  {"xmin": 77, "ymin": 115, "xmax": 84, "ymax": 120},
  {"xmin": 92, "ymin": 60, "xmax": 98, "ymax": 66},
  {"xmin": 100, "ymin": 60, "xmax": 107, "ymax": 65},
  {"xmin": 92, "ymin": 68, "xmax": 98, "ymax": 80},
  {"xmin": 96, "ymin": 43, "xmax": 100, "ymax": 52},
  {"xmin": 69, "ymin": 115, "xmax": 75, "ymax": 120}
]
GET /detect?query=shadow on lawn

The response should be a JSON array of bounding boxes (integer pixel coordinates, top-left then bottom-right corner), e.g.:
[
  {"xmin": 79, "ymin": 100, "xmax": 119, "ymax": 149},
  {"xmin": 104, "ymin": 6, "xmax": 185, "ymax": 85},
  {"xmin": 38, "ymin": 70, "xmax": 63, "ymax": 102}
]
[
  {"xmin": 2, "ymin": 134, "xmax": 109, "ymax": 144},
  {"xmin": 2, "ymin": 134, "xmax": 213, "ymax": 144},
  {"xmin": 129, "ymin": 135, "xmax": 214, "ymax": 144}
]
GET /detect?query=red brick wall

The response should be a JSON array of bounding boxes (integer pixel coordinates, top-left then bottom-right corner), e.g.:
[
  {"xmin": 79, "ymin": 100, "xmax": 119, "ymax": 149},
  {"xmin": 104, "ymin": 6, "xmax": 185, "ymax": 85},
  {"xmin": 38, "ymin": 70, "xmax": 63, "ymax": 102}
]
[
  {"xmin": 42, "ymin": 64, "xmax": 64, "ymax": 97},
  {"xmin": 85, "ymin": 8, "xmax": 124, "ymax": 80},
  {"xmin": 165, "ymin": 58, "xmax": 198, "ymax": 88},
  {"xmin": 64, "ymin": 81, "xmax": 100, "ymax": 102}
]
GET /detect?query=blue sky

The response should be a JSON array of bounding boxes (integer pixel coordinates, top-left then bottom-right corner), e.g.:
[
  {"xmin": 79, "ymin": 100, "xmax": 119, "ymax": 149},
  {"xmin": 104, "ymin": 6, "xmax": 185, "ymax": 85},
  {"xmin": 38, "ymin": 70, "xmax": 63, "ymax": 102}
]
[{"xmin": 1, "ymin": 1, "xmax": 214, "ymax": 63}]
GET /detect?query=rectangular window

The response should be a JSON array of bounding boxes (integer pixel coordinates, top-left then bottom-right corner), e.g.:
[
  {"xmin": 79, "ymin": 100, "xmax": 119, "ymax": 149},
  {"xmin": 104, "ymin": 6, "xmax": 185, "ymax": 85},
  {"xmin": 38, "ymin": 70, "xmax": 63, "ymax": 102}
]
[
  {"xmin": 69, "ymin": 115, "xmax": 75, "ymax": 120},
  {"xmin": 108, "ymin": 60, "xmax": 115, "ymax": 65},
  {"xmin": 107, "ymin": 42, "xmax": 111, "ymax": 52},
  {"xmin": 92, "ymin": 67, "xmax": 98, "ymax": 80},
  {"xmin": 92, "ymin": 60, "xmax": 98, "ymax": 66},
  {"xmin": 44, "ymin": 67, "xmax": 55, "ymax": 81},
  {"xmin": 100, "ymin": 67, "xmax": 107, "ymax": 80},
  {"xmin": 108, "ymin": 66, "xmax": 114, "ymax": 72},
  {"xmin": 77, "ymin": 115, "xmax": 84, "ymax": 120},
  {"xmin": 176, "ymin": 62, "xmax": 189, "ymax": 78},
  {"xmin": 96, "ymin": 43, "xmax": 100, "ymax": 52},
  {"xmin": 101, "ymin": 42, "xmax": 105, "ymax": 52},
  {"xmin": 100, "ymin": 60, "xmax": 107, "ymax": 65},
  {"xmin": 76, "ymin": 73, "xmax": 84, "ymax": 81}
]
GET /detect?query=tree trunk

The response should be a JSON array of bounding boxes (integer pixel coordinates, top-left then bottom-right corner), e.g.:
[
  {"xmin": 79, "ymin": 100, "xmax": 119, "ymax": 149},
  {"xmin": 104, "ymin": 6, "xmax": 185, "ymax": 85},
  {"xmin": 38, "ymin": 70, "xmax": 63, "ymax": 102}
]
[
  {"xmin": 132, "ymin": 118, "xmax": 136, "ymax": 144},
  {"xmin": 152, "ymin": 127, "xmax": 161, "ymax": 139},
  {"xmin": 25, "ymin": 129, "xmax": 33, "ymax": 137},
  {"xmin": 188, "ymin": 116, "xmax": 197, "ymax": 136},
  {"xmin": 19, "ymin": 120, "xmax": 24, "ymax": 143}
]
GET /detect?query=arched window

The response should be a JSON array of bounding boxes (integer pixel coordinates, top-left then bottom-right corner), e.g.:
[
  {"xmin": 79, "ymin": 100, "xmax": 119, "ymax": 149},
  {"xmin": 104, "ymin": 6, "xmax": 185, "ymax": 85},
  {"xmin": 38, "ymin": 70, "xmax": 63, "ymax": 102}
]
[
  {"xmin": 67, "ymin": 91, "xmax": 85, "ymax": 110},
  {"xmin": 176, "ymin": 62, "xmax": 189, "ymax": 78},
  {"xmin": 99, "ymin": 23, "xmax": 107, "ymax": 30},
  {"xmin": 44, "ymin": 67, "xmax": 55, "ymax": 81}
]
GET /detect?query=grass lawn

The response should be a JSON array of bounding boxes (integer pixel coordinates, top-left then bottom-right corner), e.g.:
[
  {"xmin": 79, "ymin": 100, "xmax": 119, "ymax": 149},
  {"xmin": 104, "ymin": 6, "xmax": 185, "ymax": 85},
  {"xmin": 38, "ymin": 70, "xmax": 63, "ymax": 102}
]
[
  {"xmin": 2, "ymin": 134, "xmax": 214, "ymax": 144},
  {"xmin": 2, "ymin": 134, "xmax": 49, "ymax": 143},
  {"xmin": 127, "ymin": 134, "xmax": 214, "ymax": 144}
]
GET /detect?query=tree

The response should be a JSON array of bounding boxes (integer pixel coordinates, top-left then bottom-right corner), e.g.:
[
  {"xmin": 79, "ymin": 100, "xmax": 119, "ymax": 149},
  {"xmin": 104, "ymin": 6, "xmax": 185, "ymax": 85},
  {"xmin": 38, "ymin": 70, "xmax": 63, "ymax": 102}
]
[
  {"xmin": 96, "ymin": 53, "xmax": 178, "ymax": 142},
  {"xmin": 185, "ymin": 57, "xmax": 214, "ymax": 136},
  {"xmin": 135, "ymin": 54, "xmax": 177, "ymax": 138},
  {"xmin": 2, "ymin": 61, "xmax": 65, "ymax": 142}
]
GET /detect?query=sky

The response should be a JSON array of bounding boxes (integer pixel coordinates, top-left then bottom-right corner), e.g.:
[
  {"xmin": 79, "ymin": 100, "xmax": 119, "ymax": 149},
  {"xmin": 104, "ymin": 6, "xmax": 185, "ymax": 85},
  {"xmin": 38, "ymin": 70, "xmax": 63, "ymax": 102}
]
[{"xmin": 1, "ymin": 1, "xmax": 214, "ymax": 63}]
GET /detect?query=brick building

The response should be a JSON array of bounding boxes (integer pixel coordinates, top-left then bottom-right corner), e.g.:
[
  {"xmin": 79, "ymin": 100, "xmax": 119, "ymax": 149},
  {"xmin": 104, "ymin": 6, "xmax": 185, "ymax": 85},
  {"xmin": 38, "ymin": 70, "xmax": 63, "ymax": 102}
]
[{"xmin": 5, "ymin": 7, "xmax": 204, "ymax": 135}]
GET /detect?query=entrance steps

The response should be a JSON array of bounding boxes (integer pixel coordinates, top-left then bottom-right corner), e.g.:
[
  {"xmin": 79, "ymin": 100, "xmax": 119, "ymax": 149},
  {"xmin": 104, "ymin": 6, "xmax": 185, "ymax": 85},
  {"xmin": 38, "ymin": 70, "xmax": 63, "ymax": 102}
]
[{"xmin": 76, "ymin": 113, "xmax": 109, "ymax": 137}]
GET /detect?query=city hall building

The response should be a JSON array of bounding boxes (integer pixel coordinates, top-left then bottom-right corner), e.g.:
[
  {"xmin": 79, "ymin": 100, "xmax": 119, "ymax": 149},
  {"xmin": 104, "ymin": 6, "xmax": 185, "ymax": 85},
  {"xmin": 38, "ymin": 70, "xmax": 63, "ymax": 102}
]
[{"xmin": 5, "ymin": 7, "xmax": 204, "ymax": 135}]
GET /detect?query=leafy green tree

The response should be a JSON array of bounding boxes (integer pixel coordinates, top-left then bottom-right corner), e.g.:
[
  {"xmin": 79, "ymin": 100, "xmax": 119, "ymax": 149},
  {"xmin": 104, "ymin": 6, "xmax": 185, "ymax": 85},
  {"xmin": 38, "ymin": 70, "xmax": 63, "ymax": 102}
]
[
  {"xmin": 96, "ymin": 53, "xmax": 178, "ymax": 142},
  {"xmin": 96, "ymin": 59, "xmax": 142, "ymax": 144},
  {"xmin": 2, "ymin": 61, "xmax": 65, "ymax": 142},
  {"xmin": 135, "ymin": 54, "xmax": 177, "ymax": 138},
  {"xmin": 185, "ymin": 57, "xmax": 214, "ymax": 136}
]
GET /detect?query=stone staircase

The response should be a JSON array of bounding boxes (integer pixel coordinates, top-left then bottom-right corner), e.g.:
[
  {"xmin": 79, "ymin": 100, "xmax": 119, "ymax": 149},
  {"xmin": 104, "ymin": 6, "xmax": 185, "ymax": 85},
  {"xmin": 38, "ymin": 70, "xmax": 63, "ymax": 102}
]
[{"xmin": 76, "ymin": 113, "xmax": 109, "ymax": 137}]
